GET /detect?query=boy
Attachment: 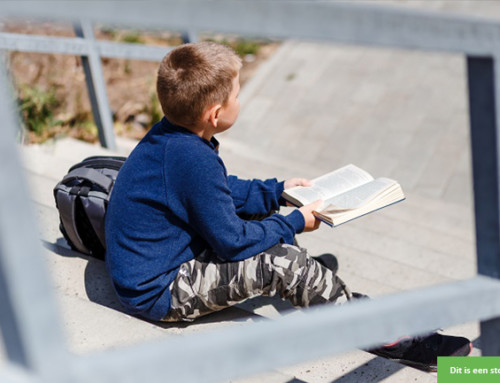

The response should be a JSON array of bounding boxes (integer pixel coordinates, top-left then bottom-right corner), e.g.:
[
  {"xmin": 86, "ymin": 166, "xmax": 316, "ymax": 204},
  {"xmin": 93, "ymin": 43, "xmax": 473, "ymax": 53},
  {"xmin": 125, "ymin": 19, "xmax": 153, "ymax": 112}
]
[{"xmin": 105, "ymin": 41, "xmax": 471, "ymax": 371}]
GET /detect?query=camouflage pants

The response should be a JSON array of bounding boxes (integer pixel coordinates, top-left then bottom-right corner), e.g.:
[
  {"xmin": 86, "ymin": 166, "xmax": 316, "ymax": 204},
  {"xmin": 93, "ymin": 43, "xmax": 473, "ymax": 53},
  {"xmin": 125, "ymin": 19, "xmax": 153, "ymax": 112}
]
[{"xmin": 162, "ymin": 243, "xmax": 351, "ymax": 322}]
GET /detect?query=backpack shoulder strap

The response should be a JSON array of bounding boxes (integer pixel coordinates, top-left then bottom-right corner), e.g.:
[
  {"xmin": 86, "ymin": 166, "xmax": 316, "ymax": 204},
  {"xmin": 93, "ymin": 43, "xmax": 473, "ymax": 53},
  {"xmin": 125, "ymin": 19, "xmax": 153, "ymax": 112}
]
[
  {"xmin": 54, "ymin": 189, "xmax": 89, "ymax": 254},
  {"xmin": 79, "ymin": 194, "xmax": 107, "ymax": 250}
]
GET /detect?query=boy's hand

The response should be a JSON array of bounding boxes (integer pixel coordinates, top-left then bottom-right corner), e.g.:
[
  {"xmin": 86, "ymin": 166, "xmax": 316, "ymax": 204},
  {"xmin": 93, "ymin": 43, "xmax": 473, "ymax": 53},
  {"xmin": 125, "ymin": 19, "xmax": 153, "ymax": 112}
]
[
  {"xmin": 284, "ymin": 178, "xmax": 313, "ymax": 190},
  {"xmin": 284, "ymin": 178, "xmax": 314, "ymax": 207},
  {"xmin": 298, "ymin": 199, "xmax": 323, "ymax": 232}
]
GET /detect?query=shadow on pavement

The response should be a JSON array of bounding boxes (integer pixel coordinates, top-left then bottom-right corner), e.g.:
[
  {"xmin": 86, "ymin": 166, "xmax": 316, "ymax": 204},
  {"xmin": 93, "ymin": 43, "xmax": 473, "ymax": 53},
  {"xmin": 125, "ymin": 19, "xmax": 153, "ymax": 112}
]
[
  {"xmin": 43, "ymin": 238, "xmax": 261, "ymax": 329},
  {"xmin": 330, "ymin": 355, "xmax": 407, "ymax": 383}
]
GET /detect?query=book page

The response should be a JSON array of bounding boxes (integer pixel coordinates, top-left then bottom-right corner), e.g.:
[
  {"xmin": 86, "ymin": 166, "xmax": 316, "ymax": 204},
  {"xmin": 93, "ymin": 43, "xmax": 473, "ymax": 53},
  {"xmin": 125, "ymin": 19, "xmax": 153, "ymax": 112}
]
[
  {"xmin": 283, "ymin": 186, "xmax": 326, "ymax": 206},
  {"xmin": 311, "ymin": 164, "xmax": 374, "ymax": 197},
  {"xmin": 284, "ymin": 164, "xmax": 374, "ymax": 205},
  {"xmin": 322, "ymin": 178, "xmax": 397, "ymax": 211}
]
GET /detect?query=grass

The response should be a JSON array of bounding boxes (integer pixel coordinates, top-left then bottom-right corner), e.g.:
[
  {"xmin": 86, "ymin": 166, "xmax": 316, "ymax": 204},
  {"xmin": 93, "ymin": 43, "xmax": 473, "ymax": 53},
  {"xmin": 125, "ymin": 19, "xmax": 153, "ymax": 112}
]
[
  {"xmin": 205, "ymin": 37, "xmax": 262, "ymax": 58},
  {"xmin": 99, "ymin": 26, "xmax": 145, "ymax": 44},
  {"xmin": 148, "ymin": 85, "xmax": 162, "ymax": 126},
  {"xmin": 16, "ymin": 83, "xmax": 101, "ymax": 143},
  {"xmin": 121, "ymin": 31, "xmax": 144, "ymax": 44},
  {"xmin": 231, "ymin": 39, "xmax": 261, "ymax": 57},
  {"xmin": 17, "ymin": 84, "xmax": 62, "ymax": 136}
]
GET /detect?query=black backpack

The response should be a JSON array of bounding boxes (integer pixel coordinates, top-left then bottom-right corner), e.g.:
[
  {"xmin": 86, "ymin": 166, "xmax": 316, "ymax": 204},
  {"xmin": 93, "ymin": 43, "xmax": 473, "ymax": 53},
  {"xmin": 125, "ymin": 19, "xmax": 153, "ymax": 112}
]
[{"xmin": 53, "ymin": 155, "xmax": 126, "ymax": 260}]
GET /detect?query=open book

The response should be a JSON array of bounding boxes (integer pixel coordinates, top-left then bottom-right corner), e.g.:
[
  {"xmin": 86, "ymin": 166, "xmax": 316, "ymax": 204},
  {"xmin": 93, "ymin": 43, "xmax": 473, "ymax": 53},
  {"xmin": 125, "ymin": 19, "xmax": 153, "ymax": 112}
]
[{"xmin": 282, "ymin": 164, "xmax": 405, "ymax": 227}]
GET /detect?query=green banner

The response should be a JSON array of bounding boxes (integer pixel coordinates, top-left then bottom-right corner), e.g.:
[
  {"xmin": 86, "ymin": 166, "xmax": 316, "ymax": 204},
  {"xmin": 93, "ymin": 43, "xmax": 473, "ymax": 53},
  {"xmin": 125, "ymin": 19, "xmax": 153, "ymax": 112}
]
[{"xmin": 438, "ymin": 357, "xmax": 500, "ymax": 382}]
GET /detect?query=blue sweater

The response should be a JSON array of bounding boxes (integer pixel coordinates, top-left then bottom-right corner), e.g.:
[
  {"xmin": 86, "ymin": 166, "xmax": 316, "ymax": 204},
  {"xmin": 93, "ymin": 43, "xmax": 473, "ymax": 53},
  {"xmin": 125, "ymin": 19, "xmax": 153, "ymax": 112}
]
[{"xmin": 105, "ymin": 118, "xmax": 305, "ymax": 320}]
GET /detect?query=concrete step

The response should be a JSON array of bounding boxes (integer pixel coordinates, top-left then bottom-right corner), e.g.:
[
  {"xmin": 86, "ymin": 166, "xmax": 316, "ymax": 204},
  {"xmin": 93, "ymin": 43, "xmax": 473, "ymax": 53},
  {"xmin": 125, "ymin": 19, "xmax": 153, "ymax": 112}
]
[
  {"xmin": 56, "ymin": 291, "xmax": 171, "ymax": 355},
  {"xmin": 302, "ymin": 216, "xmax": 476, "ymax": 281},
  {"xmin": 20, "ymin": 136, "xmax": 138, "ymax": 177}
]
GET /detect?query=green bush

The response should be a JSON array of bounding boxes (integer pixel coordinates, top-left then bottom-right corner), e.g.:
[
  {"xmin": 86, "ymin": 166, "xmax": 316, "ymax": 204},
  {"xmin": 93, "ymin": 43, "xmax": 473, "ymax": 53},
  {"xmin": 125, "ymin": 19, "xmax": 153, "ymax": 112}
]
[
  {"xmin": 18, "ymin": 85, "xmax": 61, "ymax": 136},
  {"xmin": 121, "ymin": 31, "xmax": 144, "ymax": 44},
  {"xmin": 204, "ymin": 37, "xmax": 261, "ymax": 58},
  {"xmin": 232, "ymin": 39, "xmax": 260, "ymax": 57},
  {"xmin": 149, "ymin": 88, "xmax": 162, "ymax": 126}
]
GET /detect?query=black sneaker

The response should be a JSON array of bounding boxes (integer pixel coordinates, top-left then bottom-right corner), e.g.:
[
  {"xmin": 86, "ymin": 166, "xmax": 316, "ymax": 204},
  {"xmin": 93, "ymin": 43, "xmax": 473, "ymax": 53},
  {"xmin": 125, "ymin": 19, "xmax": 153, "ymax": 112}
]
[
  {"xmin": 351, "ymin": 292, "xmax": 369, "ymax": 300},
  {"xmin": 313, "ymin": 253, "xmax": 339, "ymax": 274},
  {"xmin": 368, "ymin": 332, "xmax": 472, "ymax": 372}
]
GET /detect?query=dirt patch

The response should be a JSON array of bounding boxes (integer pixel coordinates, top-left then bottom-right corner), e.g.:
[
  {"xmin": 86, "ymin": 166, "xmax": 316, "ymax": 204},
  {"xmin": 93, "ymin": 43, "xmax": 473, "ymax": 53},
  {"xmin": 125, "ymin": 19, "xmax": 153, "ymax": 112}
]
[{"xmin": 5, "ymin": 20, "xmax": 279, "ymax": 143}]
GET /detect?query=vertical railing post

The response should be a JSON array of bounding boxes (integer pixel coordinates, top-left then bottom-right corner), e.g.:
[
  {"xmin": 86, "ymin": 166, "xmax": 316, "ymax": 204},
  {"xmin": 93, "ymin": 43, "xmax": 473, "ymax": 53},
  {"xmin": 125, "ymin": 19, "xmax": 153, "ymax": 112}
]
[
  {"xmin": 467, "ymin": 56, "xmax": 500, "ymax": 356},
  {"xmin": 73, "ymin": 20, "xmax": 116, "ymax": 150},
  {"xmin": 181, "ymin": 29, "xmax": 198, "ymax": 43},
  {"xmin": 0, "ymin": 62, "xmax": 70, "ymax": 382}
]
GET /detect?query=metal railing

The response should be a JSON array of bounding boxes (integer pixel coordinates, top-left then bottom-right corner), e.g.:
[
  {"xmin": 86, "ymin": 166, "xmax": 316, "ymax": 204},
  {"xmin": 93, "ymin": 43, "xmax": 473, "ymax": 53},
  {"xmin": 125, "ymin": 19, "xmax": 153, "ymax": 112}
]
[{"xmin": 1, "ymin": 1, "xmax": 500, "ymax": 382}]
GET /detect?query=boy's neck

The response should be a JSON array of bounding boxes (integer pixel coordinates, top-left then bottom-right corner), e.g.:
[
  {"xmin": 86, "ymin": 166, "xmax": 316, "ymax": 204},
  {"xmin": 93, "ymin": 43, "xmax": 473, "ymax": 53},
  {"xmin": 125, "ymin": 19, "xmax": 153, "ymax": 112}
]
[
  {"xmin": 170, "ymin": 121, "xmax": 219, "ymax": 150},
  {"xmin": 184, "ymin": 122, "xmax": 216, "ymax": 142},
  {"xmin": 165, "ymin": 118, "xmax": 216, "ymax": 141}
]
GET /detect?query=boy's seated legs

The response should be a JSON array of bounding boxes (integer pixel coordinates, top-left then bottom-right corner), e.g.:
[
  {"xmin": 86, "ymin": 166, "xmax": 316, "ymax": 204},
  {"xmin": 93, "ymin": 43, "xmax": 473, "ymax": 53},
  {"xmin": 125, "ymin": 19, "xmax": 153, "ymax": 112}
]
[
  {"xmin": 241, "ymin": 210, "xmax": 340, "ymax": 274},
  {"xmin": 162, "ymin": 243, "xmax": 471, "ymax": 372},
  {"xmin": 162, "ymin": 243, "xmax": 348, "ymax": 322}
]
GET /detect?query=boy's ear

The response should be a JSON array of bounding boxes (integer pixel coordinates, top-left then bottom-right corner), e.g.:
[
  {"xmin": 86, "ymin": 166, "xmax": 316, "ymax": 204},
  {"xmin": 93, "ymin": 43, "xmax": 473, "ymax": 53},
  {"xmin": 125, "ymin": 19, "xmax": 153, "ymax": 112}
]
[{"xmin": 205, "ymin": 103, "xmax": 222, "ymax": 128}]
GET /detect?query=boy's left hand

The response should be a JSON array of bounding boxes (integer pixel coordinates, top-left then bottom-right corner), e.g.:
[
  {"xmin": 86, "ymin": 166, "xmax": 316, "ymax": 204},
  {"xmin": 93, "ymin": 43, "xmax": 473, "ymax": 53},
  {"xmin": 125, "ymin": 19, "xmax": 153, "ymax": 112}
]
[{"xmin": 284, "ymin": 178, "xmax": 312, "ymax": 190}]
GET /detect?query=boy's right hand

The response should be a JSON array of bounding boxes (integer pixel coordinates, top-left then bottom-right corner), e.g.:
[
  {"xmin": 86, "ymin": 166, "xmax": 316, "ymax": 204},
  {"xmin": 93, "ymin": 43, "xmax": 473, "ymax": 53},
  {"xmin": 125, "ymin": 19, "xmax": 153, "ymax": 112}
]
[{"xmin": 298, "ymin": 199, "xmax": 323, "ymax": 232}]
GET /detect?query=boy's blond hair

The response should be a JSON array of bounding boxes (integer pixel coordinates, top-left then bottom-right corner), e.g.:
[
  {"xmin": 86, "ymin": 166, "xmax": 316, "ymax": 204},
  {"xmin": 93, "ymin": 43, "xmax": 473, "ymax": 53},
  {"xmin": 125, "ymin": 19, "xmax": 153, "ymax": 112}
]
[{"xmin": 156, "ymin": 41, "xmax": 242, "ymax": 128}]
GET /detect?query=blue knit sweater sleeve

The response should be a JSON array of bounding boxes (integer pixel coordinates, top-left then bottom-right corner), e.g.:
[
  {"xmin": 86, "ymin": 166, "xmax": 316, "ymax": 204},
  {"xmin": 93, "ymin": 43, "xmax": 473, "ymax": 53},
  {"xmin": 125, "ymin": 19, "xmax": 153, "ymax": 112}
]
[
  {"xmin": 164, "ymin": 139, "xmax": 304, "ymax": 261},
  {"xmin": 227, "ymin": 175, "xmax": 285, "ymax": 215}
]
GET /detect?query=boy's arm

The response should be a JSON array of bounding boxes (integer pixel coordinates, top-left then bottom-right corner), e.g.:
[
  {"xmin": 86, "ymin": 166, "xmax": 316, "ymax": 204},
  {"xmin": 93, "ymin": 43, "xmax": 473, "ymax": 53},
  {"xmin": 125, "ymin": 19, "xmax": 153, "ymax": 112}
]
[
  {"xmin": 227, "ymin": 177, "xmax": 313, "ymax": 215},
  {"xmin": 165, "ymin": 149, "xmax": 305, "ymax": 262},
  {"xmin": 226, "ymin": 175, "xmax": 284, "ymax": 216}
]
